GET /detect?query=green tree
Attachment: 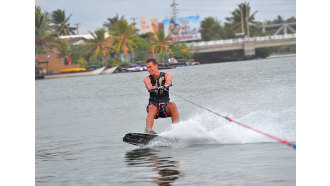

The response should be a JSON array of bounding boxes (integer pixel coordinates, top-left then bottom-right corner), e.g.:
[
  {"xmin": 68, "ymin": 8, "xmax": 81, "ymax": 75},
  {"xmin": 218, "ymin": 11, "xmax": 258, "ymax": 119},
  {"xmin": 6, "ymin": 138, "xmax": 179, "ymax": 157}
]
[
  {"xmin": 272, "ymin": 15, "xmax": 284, "ymax": 24},
  {"xmin": 267, "ymin": 15, "xmax": 296, "ymax": 24},
  {"xmin": 132, "ymin": 36, "xmax": 152, "ymax": 61},
  {"xmin": 109, "ymin": 19, "xmax": 138, "ymax": 62},
  {"xmin": 140, "ymin": 32, "xmax": 155, "ymax": 40},
  {"xmin": 107, "ymin": 58, "xmax": 122, "ymax": 67},
  {"xmin": 151, "ymin": 29, "xmax": 171, "ymax": 54},
  {"xmin": 225, "ymin": 2, "xmax": 260, "ymax": 38},
  {"xmin": 71, "ymin": 45, "xmax": 88, "ymax": 65},
  {"xmin": 170, "ymin": 42, "xmax": 195, "ymax": 60},
  {"xmin": 285, "ymin": 16, "xmax": 296, "ymax": 23},
  {"xmin": 84, "ymin": 28, "xmax": 113, "ymax": 63},
  {"xmin": 200, "ymin": 17, "xmax": 223, "ymax": 41},
  {"xmin": 103, "ymin": 13, "xmax": 125, "ymax": 31},
  {"xmin": 76, "ymin": 57, "xmax": 88, "ymax": 68},
  {"xmin": 55, "ymin": 39, "xmax": 71, "ymax": 64},
  {"xmin": 35, "ymin": 6, "xmax": 58, "ymax": 56},
  {"xmin": 51, "ymin": 9, "xmax": 76, "ymax": 35},
  {"xmin": 149, "ymin": 29, "xmax": 178, "ymax": 61},
  {"xmin": 133, "ymin": 37, "xmax": 152, "ymax": 51}
]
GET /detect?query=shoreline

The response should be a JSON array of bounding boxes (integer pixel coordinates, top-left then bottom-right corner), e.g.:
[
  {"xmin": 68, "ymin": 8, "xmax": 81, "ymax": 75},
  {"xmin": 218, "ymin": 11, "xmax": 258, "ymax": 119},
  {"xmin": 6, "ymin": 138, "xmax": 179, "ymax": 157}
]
[{"xmin": 36, "ymin": 53, "xmax": 296, "ymax": 78}]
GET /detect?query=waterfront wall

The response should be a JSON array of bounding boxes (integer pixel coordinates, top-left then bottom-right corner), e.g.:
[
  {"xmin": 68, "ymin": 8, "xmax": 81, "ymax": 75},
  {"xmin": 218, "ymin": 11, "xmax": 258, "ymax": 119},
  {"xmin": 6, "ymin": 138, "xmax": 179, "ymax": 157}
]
[{"xmin": 37, "ymin": 53, "xmax": 80, "ymax": 74}]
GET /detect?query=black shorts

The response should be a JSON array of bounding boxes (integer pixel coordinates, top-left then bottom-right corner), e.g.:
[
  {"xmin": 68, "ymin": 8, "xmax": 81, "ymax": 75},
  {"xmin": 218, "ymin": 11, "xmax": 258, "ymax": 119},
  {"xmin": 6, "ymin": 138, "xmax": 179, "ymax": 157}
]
[{"xmin": 146, "ymin": 102, "xmax": 170, "ymax": 119}]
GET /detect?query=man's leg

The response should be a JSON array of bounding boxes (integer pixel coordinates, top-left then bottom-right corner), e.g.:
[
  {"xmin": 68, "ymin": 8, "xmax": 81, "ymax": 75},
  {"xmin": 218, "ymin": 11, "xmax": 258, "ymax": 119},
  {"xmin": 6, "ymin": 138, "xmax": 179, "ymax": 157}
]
[
  {"xmin": 146, "ymin": 104, "xmax": 157, "ymax": 129},
  {"xmin": 166, "ymin": 102, "xmax": 180, "ymax": 123}
]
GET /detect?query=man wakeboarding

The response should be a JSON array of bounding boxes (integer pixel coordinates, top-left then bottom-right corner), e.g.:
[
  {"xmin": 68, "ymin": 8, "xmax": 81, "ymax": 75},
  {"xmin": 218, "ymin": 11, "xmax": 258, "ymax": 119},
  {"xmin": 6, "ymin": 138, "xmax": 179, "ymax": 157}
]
[{"xmin": 144, "ymin": 59, "xmax": 180, "ymax": 134}]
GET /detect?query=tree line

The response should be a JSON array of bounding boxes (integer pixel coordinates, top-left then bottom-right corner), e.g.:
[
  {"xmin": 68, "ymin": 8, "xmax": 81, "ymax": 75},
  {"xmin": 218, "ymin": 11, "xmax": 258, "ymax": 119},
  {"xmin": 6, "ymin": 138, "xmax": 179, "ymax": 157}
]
[{"xmin": 35, "ymin": 3, "xmax": 296, "ymax": 68}]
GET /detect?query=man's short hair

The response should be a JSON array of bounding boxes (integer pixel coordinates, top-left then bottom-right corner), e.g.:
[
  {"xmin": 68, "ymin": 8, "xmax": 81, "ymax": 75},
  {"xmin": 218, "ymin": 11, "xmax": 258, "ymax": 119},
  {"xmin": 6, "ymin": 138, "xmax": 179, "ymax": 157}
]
[{"xmin": 146, "ymin": 59, "xmax": 158, "ymax": 65}]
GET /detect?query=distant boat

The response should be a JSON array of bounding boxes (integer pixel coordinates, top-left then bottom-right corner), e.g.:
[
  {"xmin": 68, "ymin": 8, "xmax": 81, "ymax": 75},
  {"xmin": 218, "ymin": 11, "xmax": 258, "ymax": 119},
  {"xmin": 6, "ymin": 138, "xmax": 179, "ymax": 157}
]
[
  {"xmin": 127, "ymin": 65, "xmax": 146, "ymax": 72},
  {"xmin": 101, "ymin": 66, "xmax": 118, "ymax": 75},
  {"xmin": 44, "ymin": 66, "xmax": 106, "ymax": 79}
]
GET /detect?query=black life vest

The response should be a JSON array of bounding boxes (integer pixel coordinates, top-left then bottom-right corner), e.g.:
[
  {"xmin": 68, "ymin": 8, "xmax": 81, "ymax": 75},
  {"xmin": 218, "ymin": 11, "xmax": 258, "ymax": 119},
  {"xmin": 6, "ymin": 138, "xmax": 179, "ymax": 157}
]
[{"xmin": 149, "ymin": 72, "xmax": 170, "ymax": 103}]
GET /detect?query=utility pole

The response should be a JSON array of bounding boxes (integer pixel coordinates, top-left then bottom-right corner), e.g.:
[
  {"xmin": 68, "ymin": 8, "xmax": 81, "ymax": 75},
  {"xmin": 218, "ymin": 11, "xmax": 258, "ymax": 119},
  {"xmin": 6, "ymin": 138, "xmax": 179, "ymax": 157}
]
[
  {"xmin": 74, "ymin": 23, "xmax": 80, "ymax": 34},
  {"xmin": 130, "ymin": 17, "xmax": 138, "ymax": 26},
  {"xmin": 262, "ymin": 22, "xmax": 266, "ymax": 33},
  {"xmin": 171, "ymin": 0, "xmax": 178, "ymax": 18},
  {"xmin": 240, "ymin": 4, "xmax": 245, "ymax": 36},
  {"xmin": 245, "ymin": 2, "xmax": 250, "ymax": 38}
]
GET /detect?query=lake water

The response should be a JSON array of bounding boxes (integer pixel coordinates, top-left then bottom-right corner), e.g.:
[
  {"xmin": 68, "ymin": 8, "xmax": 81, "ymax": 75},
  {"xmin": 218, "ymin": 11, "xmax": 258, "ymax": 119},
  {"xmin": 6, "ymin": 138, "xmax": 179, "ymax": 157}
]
[{"xmin": 36, "ymin": 55, "xmax": 296, "ymax": 185}]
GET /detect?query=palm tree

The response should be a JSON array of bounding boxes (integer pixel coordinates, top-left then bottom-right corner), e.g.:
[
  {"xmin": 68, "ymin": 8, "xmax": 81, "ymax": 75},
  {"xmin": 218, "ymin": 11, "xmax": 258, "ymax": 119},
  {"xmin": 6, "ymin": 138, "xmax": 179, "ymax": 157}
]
[
  {"xmin": 84, "ymin": 28, "xmax": 114, "ymax": 63},
  {"xmin": 51, "ymin": 9, "xmax": 76, "ymax": 35},
  {"xmin": 151, "ymin": 29, "xmax": 171, "ymax": 54},
  {"xmin": 225, "ymin": 2, "xmax": 259, "ymax": 38},
  {"xmin": 109, "ymin": 19, "xmax": 138, "ymax": 62},
  {"xmin": 35, "ymin": 6, "xmax": 58, "ymax": 56},
  {"xmin": 103, "ymin": 13, "xmax": 125, "ymax": 31},
  {"xmin": 150, "ymin": 29, "xmax": 176, "ymax": 61},
  {"xmin": 200, "ymin": 17, "xmax": 223, "ymax": 41}
]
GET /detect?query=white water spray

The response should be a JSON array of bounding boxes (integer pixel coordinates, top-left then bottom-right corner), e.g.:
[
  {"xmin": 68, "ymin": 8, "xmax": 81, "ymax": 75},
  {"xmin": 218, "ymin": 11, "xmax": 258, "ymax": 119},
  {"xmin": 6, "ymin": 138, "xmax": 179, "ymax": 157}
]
[{"xmin": 147, "ymin": 109, "xmax": 296, "ymax": 148}]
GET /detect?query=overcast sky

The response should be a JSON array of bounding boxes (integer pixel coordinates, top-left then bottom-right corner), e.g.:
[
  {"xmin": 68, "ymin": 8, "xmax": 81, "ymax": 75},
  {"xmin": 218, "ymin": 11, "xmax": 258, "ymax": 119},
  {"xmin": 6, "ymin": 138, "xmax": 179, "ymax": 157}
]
[{"xmin": 35, "ymin": 0, "xmax": 296, "ymax": 34}]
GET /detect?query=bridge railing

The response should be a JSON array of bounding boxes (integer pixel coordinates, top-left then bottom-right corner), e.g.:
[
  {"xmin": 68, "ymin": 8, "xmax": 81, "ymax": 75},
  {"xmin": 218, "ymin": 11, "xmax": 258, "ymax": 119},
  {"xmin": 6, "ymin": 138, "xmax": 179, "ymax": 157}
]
[{"xmin": 188, "ymin": 34, "xmax": 296, "ymax": 47}]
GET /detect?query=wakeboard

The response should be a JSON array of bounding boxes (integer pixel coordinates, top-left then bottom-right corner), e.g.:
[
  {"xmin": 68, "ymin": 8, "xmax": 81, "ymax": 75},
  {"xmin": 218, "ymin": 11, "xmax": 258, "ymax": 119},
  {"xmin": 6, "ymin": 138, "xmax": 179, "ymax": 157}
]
[{"xmin": 123, "ymin": 133, "xmax": 158, "ymax": 146}]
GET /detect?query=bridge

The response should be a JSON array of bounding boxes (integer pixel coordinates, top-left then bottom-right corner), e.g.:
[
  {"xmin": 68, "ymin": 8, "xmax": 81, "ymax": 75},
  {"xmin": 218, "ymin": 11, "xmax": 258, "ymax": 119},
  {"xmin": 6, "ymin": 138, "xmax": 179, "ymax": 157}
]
[
  {"xmin": 187, "ymin": 34, "xmax": 296, "ymax": 57},
  {"xmin": 59, "ymin": 22, "xmax": 295, "ymax": 58}
]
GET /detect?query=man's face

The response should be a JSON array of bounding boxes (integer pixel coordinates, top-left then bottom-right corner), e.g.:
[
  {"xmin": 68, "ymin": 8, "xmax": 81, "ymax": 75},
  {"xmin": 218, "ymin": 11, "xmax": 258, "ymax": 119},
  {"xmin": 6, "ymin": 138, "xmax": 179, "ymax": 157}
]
[{"xmin": 146, "ymin": 62, "xmax": 158, "ymax": 76}]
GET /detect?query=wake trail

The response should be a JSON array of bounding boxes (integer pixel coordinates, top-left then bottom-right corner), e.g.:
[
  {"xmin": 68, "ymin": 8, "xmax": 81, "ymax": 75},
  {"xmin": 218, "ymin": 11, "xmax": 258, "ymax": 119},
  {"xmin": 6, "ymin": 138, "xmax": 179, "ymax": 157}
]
[{"xmin": 147, "ymin": 109, "xmax": 296, "ymax": 148}]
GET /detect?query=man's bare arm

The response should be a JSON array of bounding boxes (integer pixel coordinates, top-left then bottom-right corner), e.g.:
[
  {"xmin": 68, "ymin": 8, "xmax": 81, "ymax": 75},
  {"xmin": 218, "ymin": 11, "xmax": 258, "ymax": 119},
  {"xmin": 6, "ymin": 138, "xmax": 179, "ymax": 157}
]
[
  {"xmin": 144, "ymin": 77, "xmax": 155, "ymax": 90},
  {"xmin": 165, "ymin": 73, "xmax": 173, "ymax": 86}
]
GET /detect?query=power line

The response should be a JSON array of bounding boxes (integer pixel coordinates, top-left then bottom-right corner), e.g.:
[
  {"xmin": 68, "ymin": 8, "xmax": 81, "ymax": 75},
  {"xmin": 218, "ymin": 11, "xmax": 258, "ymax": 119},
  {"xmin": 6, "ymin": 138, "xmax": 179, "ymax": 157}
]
[
  {"xmin": 160, "ymin": 6, "xmax": 172, "ymax": 19},
  {"xmin": 176, "ymin": 0, "xmax": 295, "ymax": 3},
  {"xmin": 171, "ymin": 0, "xmax": 296, "ymax": 15},
  {"xmin": 178, "ymin": 9, "xmax": 295, "ymax": 13},
  {"xmin": 177, "ymin": 3, "xmax": 295, "ymax": 6}
]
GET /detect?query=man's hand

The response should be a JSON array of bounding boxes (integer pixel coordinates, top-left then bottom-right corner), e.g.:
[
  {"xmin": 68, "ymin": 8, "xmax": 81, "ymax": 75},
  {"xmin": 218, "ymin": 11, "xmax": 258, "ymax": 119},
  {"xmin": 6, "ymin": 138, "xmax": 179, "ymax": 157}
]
[
  {"xmin": 148, "ymin": 86, "xmax": 158, "ymax": 92},
  {"xmin": 149, "ymin": 84, "xmax": 172, "ymax": 91},
  {"xmin": 164, "ymin": 84, "xmax": 172, "ymax": 88}
]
